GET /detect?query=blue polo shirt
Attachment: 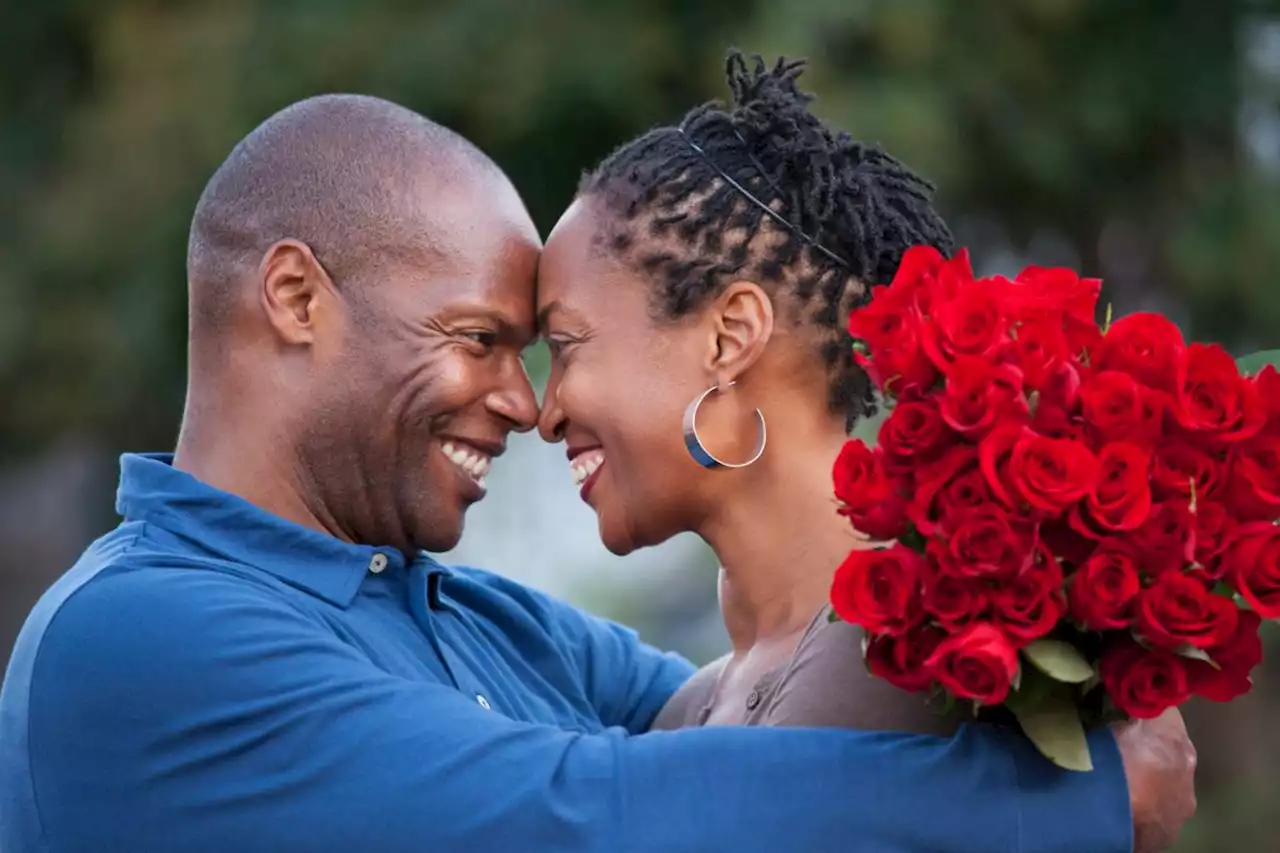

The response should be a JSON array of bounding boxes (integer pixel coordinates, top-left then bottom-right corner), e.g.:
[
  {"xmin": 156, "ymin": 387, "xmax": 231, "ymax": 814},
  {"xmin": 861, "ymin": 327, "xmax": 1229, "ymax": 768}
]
[{"xmin": 0, "ymin": 453, "xmax": 1133, "ymax": 853}]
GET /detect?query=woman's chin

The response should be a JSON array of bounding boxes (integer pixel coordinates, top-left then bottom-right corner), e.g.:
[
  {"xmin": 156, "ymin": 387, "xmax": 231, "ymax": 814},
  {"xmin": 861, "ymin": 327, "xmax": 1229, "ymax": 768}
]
[
  {"xmin": 595, "ymin": 505, "xmax": 644, "ymax": 556},
  {"xmin": 597, "ymin": 509, "xmax": 678, "ymax": 557},
  {"xmin": 598, "ymin": 520, "xmax": 639, "ymax": 556}
]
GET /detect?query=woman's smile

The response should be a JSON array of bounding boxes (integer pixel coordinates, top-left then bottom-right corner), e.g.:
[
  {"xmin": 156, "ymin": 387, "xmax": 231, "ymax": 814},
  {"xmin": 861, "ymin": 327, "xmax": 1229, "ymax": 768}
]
[{"xmin": 569, "ymin": 446, "xmax": 606, "ymax": 500}]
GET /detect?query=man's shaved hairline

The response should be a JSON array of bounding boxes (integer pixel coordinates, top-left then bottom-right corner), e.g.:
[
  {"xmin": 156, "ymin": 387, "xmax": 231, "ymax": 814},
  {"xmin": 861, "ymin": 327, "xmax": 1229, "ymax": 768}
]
[{"xmin": 186, "ymin": 94, "xmax": 503, "ymax": 335}]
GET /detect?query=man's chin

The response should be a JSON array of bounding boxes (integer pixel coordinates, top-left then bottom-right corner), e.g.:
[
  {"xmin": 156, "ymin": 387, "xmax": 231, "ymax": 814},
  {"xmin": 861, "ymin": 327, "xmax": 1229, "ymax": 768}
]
[{"xmin": 409, "ymin": 509, "xmax": 466, "ymax": 555}]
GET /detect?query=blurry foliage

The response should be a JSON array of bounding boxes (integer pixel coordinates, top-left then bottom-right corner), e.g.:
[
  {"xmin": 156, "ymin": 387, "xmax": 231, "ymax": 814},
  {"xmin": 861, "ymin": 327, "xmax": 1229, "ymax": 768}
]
[
  {"xmin": 1, "ymin": 1, "xmax": 1279, "ymax": 847},
  {"xmin": 2, "ymin": 0, "xmax": 1279, "ymax": 462}
]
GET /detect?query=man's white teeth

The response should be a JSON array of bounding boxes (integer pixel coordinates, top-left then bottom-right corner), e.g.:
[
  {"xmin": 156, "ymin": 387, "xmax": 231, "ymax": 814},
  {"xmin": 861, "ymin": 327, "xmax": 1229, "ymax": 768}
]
[
  {"xmin": 442, "ymin": 442, "xmax": 492, "ymax": 484},
  {"xmin": 571, "ymin": 451, "xmax": 605, "ymax": 486}
]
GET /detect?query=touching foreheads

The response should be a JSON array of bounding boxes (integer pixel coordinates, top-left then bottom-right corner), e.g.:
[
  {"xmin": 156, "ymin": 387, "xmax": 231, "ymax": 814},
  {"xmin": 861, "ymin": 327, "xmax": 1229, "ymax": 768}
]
[
  {"xmin": 186, "ymin": 93, "xmax": 500, "ymax": 331},
  {"xmin": 577, "ymin": 52, "xmax": 954, "ymax": 429}
]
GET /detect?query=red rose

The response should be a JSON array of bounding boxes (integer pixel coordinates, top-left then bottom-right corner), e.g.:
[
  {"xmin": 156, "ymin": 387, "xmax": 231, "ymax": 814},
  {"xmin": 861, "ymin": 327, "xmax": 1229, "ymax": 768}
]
[
  {"xmin": 1003, "ymin": 320, "xmax": 1069, "ymax": 390},
  {"xmin": 1028, "ymin": 359, "xmax": 1084, "ymax": 439},
  {"xmin": 832, "ymin": 441, "xmax": 909, "ymax": 541},
  {"xmin": 1069, "ymin": 542, "xmax": 1143, "ymax": 630},
  {"xmin": 1191, "ymin": 501, "xmax": 1237, "ymax": 578},
  {"xmin": 1223, "ymin": 523, "xmax": 1280, "ymax": 619},
  {"xmin": 1135, "ymin": 571, "xmax": 1239, "ymax": 650},
  {"xmin": 1099, "ymin": 639, "xmax": 1191, "ymax": 719},
  {"xmin": 1152, "ymin": 441, "xmax": 1225, "ymax": 503},
  {"xmin": 989, "ymin": 547, "xmax": 1066, "ymax": 645},
  {"xmin": 1003, "ymin": 265, "xmax": 1103, "ymax": 360},
  {"xmin": 1009, "ymin": 432, "xmax": 1101, "ymax": 512},
  {"xmin": 830, "ymin": 545, "xmax": 924, "ymax": 636},
  {"xmin": 1224, "ymin": 434, "xmax": 1280, "ymax": 522},
  {"xmin": 940, "ymin": 358, "xmax": 1029, "ymax": 439},
  {"xmin": 935, "ymin": 466, "xmax": 996, "ymax": 531},
  {"xmin": 1083, "ymin": 442, "xmax": 1153, "ymax": 532},
  {"xmin": 922, "ymin": 279, "xmax": 1009, "ymax": 371},
  {"xmin": 908, "ymin": 445, "xmax": 979, "ymax": 536},
  {"xmin": 926, "ymin": 623, "xmax": 1020, "ymax": 706},
  {"xmin": 1006, "ymin": 266, "xmax": 1102, "ymax": 328},
  {"xmin": 930, "ymin": 506, "xmax": 1036, "ymax": 580},
  {"xmin": 1132, "ymin": 499, "xmax": 1196, "ymax": 576},
  {"xmin": 886, "ymin": 245, "xmax": 972, "ymax": 318},
  {"xmin": 863, "ymin": 623, "xmax": 946, "ymax": 693},
  {"xmin": 1080, "ymin": 370, "xmax": 1167, "ymax": 449},
  {"xmin": 1093, "ymin": 312, "xmax": 1186, "ymax": 393},
  {"xmin": 1173, "ymin": 342, "xmax": 1265, "ymax": 442},
  {"xmin": 1064, "ymin": 317, "xmax": 1105, "ymax": 363},
  {"xmin": 978, "ymin": 426, "xmax": 1024, "ymax": 511},
  {"xmin": 1188, "ymin": 609, "xmax": 1263, "ymax": 702},
  {"xmin": 878, "ymin": 399, "xmax": 955, "ymax": 474},
  {"xmin": 1253, "ymin": 365, "xmax": 1280, "ymax": 437},
  {"xmin": 921, "ymin": 564, "xmax": 989, "ymax": 631},
  {"xmin": 848, "ymin": 287, "xmax": 938, "ymax": 397}
]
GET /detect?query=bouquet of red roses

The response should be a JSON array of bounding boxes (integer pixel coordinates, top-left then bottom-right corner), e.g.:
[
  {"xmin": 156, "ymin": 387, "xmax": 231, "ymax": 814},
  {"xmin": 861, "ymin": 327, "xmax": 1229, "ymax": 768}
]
[{"xmin": 829, "ymin": 245, "xmax": 1278, "ymax": 770}]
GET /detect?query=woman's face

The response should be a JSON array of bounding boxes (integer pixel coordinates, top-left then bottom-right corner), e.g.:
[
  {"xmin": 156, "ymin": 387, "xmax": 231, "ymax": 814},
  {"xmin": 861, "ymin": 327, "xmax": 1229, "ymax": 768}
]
[{"xmin": 536, "ymin": 198, "xmax": 731, "ymax": 555}]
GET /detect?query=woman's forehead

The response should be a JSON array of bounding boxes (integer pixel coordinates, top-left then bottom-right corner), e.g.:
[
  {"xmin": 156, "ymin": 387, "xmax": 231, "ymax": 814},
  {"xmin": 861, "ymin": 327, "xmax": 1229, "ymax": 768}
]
[{"xmin": 537, "ymin": 202, "xmax": 607, "ymax": 302}]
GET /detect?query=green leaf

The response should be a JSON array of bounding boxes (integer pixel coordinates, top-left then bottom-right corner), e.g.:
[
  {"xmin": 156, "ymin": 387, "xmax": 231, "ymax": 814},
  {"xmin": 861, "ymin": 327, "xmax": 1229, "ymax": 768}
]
[
  {"xmin": 1236, "ymin": 349, "xmax": 1280, "ymax": 377},
  {"xmin": 1011, "ymin": 695, "xmax": 1095, "ymax": 772},
  {"xmin": 1022, "ymin": 639, "xmax": 1096, "ymax": 684},
  {"xmin": 1176, "ymin": 645, "xmax": 1220, "ymax": 669},
  {"xmin": 897, "ymin": 526, "xmax": 928, "ymax": 553}
]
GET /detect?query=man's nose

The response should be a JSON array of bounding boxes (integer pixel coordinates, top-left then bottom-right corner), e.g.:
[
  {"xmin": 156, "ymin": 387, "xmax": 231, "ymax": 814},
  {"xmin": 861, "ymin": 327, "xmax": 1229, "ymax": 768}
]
[{"xmin": 487, "ymin": 357, "xmax": 540, "ymax": 433}]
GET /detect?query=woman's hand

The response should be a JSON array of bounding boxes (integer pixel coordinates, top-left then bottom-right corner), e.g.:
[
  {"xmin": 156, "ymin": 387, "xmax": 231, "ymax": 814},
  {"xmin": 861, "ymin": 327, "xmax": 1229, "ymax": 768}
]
[{"xmin": 1113, "ymin": 708, "xmax": 1197, "ymax": 853}]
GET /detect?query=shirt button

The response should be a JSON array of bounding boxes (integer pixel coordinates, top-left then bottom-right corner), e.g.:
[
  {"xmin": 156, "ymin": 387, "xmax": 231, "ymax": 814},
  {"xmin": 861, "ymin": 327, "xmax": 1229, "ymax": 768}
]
[
  {"xmin": 745, "ymin": 690, "xmax": 761, "ymax": 710},
  {"xmin": 476, "ymin": 694, "xmax": 492, "ymax": 710},
  {"xmin": 369, "ymin": 553, "xmax": 389, "ymax": 574}
]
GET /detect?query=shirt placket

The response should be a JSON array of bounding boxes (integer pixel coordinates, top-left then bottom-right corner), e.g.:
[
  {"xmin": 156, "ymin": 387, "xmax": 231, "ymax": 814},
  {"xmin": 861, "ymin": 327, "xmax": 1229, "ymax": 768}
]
[{"xmin": 406, "ymin": 562, "xmax": 496, "ymax": 714}]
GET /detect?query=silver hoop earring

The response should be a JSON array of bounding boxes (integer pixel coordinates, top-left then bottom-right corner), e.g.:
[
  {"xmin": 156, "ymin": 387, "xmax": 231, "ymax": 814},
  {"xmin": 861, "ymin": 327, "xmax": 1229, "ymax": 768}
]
[{"xmin": 681, "ymin": 380, "xmax": 767, "ymax": 469}]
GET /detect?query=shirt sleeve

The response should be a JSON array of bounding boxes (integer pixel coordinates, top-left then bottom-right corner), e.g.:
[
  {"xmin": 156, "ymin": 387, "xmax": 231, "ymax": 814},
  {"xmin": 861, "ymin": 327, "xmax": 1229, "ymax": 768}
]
[
  {"xmin": 519, "ymin": 577, "xmax": 697, "ymax": 733},
  {"xmin": 26, "ymin": 569, "xmax": 1134, "ymax": 853}
]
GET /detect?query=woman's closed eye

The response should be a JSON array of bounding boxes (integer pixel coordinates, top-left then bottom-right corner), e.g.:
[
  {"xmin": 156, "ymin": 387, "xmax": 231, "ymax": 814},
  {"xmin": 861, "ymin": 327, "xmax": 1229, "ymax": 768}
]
[{"xmin": 545, "ymin": 335, "xmax": 580, "ymax": 360}]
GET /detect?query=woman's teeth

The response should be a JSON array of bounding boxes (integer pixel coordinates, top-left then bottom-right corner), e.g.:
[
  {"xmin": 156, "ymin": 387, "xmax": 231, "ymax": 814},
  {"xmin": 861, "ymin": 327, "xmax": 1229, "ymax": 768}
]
[
  {"xmin": 571, "ymin": 451, "xmax": 605, "ymax": 486},
  {"xmin": 442, "ymin": 442, "xmax": 491, "ymax": 486}
]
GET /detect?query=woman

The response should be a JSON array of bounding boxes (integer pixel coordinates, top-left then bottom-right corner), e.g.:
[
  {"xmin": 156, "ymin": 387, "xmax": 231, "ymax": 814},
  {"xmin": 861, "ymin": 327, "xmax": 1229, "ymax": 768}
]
[{"xmin": 536, "ymin": 52, "xmax": 959, "ymax": 734}]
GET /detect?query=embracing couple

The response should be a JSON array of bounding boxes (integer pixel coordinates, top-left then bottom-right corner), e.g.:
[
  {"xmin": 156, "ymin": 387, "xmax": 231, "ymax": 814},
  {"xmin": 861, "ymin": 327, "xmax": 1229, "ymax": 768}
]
[{"xmin": 0, "ymin": 53, "xmax": 1195, "ymax": 852}]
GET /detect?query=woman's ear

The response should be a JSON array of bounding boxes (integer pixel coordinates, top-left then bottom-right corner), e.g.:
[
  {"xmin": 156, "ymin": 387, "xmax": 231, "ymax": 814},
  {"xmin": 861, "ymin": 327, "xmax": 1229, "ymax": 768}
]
[{"xmin": 704, "ymin": 280, "xmax": 775, "ymax": 381}]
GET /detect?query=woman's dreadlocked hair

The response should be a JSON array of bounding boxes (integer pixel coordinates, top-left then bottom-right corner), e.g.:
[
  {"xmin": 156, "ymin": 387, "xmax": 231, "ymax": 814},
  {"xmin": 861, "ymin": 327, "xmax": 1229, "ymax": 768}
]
[{"xmin": 578, "ymin": 51, "xmax": 954, "ymax": 428}]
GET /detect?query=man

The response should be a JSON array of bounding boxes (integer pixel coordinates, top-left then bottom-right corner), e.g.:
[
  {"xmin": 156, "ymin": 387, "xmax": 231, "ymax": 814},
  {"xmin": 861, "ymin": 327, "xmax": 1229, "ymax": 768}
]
[{"xmin": 0, "ymin": 94, "xmax": 1193, "ymax": 853}]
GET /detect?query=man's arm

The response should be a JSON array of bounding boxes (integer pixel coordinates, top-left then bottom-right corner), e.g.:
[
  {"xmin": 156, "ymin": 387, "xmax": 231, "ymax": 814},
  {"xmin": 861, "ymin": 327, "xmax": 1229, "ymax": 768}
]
[
  {"xmin": 496, "ymin": 572, "xmax": 696, "ymax": 733},
  {"xmin": 25, "ymin": 570, "xmax": 1135, "ymax": 853}
]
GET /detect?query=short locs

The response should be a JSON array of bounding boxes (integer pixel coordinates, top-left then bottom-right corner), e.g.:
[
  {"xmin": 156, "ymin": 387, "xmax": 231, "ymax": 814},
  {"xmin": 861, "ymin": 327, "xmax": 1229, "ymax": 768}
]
[{"xmin": 578, "ymin": 51, "xmax": 954, "ymax": 429}]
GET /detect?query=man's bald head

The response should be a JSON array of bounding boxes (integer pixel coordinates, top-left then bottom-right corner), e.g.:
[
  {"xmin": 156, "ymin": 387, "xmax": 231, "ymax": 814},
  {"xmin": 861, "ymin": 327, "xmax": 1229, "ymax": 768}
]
[
  {"xmin": 175, "ymin": 93, "xmax": 542, "ymax": 557},
  {"xmin": 187, "ymin": 94, "xmax": 504, "ymax": 329}
]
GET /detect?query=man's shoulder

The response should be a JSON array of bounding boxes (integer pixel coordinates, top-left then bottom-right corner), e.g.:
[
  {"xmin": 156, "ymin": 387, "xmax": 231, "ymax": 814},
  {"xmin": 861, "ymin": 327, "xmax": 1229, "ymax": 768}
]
[
  {"xmin": 6, "ymin": 522, "xmax": 294, "ymax": 694},
  {"xmin": 438, "ymin": 562, "xmax": 583, "ymax": 625},
  {"xmin": 0, "ymin": 521, "xmax": 295, "ymax": 851},
  {"xmin": 437, "ymin": 562, "xmax": 645, "ymax": 653}
]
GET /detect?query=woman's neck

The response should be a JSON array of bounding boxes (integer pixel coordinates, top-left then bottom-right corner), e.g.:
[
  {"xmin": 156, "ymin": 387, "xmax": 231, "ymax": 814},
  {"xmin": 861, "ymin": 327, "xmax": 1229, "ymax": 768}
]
[{"xmin": 698, "ymin": 428, "xmax": 869, "ymax": 653}]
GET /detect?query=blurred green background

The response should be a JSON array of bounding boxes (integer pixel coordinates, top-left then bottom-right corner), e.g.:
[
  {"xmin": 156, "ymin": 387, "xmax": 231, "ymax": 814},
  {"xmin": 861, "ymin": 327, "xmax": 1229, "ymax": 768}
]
[{"xmin": 2, "ymin": 0, "xmax": 1278, "ymax": 848}]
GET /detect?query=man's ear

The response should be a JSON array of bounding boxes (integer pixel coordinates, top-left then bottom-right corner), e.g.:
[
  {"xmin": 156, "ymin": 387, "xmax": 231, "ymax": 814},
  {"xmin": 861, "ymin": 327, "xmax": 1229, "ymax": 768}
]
[
  {"xmin": 258, "ymin": 239, "xmax": 333, "ymax": 346},
  {"xmin": 703, "ymin": 280, "xmax": 775, "ymax": 381}
]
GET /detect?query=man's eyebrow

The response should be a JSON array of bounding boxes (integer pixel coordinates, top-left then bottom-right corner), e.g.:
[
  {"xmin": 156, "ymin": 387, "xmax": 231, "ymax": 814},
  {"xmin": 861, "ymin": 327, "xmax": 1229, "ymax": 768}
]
[
  {"xmin": 445, "ymin": 306, "xmax": 536, "ymax": 346},
  {"xmin": 493, "ymin": 316, "xmax": 537, "ymax": 347}
]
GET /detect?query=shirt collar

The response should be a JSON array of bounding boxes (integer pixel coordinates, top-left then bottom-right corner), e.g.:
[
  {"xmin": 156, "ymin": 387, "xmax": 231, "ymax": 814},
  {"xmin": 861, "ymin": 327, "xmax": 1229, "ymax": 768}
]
[{"xmin": 115, "ymin": 453, "xmax": 450, "ymax": 608}]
